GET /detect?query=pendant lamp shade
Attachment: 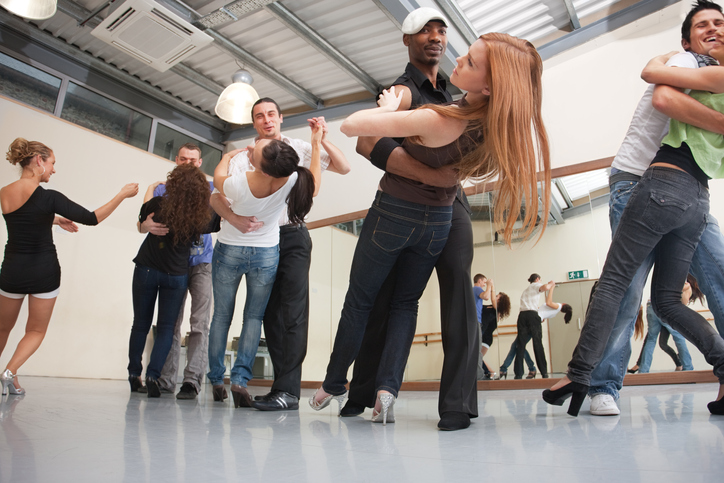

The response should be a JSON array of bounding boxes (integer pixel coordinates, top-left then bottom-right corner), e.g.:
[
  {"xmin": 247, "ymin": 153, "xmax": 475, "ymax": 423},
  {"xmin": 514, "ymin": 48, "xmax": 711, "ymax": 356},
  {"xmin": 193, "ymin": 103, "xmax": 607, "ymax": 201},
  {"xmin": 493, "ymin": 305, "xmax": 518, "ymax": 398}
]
[
  {"xmin": 0, "ymin": 0, "xmax": 57, "ymax": 20},
  {"xmin": 215, "ymin": 70, "xmax": 260, "ymax": 125}
]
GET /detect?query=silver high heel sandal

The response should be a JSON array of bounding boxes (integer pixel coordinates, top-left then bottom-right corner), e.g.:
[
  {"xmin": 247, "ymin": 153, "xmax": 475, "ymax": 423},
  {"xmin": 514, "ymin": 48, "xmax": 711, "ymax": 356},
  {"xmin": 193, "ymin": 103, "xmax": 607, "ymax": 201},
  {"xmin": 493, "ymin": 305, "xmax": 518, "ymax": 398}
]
[
  {"xmin": 308, "ymin": 387, "xmax": 346, "ymax": 415},
  {"xmin": 1, "ymin": 369, "xmax": 25, "ymax": 396},
  {"xmin": 371, "ymin": 391, "xmax": 395, "ymax": 425}
]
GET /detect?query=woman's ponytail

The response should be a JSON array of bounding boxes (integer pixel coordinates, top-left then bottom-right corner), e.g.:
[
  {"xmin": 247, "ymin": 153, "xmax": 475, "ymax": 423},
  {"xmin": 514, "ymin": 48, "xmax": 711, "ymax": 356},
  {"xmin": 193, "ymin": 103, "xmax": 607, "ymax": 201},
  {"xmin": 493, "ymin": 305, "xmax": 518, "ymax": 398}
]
[{"xmin": 287, "ymin": 166, "xmax": 314, "ymax": 224}]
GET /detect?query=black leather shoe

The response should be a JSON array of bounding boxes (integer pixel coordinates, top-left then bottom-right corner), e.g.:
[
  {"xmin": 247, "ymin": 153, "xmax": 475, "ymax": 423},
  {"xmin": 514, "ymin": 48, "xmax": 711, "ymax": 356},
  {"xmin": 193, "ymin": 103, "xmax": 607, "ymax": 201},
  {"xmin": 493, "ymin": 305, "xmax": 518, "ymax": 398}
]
[
  {"xmin": 146, "ymin": 377, "xmax": 161, "ymax": 398},
  {"xmin": 340, "ymin": 400, "xmax": 365, "ymax": 417},
  {"xmin": 252, "ymin": 391, "xmax": 299, "ymax": 411},
  {"xmin": 438, "ymin": 411, "xmax": 471, "ymax": 431},
  {"xmin": 254, "ymin": 391, "xmax": 273, "ymax": 401},
  {"xmin": 176, "ymin": 382, "xmax": 198, "ymax": 400}
]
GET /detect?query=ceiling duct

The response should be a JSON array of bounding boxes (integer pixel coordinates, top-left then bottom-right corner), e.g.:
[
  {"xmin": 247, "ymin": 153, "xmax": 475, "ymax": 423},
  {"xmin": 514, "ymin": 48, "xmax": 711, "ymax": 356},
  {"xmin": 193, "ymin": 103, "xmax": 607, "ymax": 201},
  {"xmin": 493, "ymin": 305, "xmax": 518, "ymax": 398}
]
[
  {"xmin": 196, "ymin": 0, "xmax": 275, "ymax": 29},
  {"xmin": 90, "ymin": 0, "xmax": 213, "ymax": 72}
]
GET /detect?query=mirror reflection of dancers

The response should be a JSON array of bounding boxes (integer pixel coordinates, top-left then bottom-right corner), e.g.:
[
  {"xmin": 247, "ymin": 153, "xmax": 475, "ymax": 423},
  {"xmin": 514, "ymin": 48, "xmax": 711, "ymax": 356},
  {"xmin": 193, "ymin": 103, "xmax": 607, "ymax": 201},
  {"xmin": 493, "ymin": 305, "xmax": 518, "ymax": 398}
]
[
  {"xmin": 478, "ymin": 277, "xmax": 511, "ymax": 380},
  {"xmin": 310, "ymin": 33, "xmax": 551, "ymax": 425},
  {"xmin": 629, "ymin": 274, "xmax": 702, "ymax": 373},
  {"xmin": 0, "ymin": 138, "xmax": 138, "ymax": 396}
]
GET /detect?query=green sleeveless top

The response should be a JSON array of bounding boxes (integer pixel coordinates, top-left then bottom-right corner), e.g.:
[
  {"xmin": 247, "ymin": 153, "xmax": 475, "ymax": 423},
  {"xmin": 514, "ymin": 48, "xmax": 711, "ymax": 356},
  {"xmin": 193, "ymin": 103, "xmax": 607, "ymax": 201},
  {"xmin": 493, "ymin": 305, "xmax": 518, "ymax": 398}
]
[{"xmin": 663, "ymin": 90, "xmax": 724, "ymax": 179}]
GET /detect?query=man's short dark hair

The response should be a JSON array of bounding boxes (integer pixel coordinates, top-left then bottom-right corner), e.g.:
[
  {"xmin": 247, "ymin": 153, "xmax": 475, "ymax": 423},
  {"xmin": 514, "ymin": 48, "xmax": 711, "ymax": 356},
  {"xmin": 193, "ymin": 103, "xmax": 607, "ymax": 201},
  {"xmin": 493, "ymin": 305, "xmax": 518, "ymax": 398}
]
[
  {"xmin": 682, "ymin": 1, "xmax": 723, "ymax": 43},
  {"xmin": 178, "ymin": 142, "xmax": 201, "ymax": 157},
  {"xmin": 474, "ymin": 274, "xmax": 486, "ymax": 283},
  {"xmin": 251, "ymin": 97, "xmax": 282, "ymax": 119}
]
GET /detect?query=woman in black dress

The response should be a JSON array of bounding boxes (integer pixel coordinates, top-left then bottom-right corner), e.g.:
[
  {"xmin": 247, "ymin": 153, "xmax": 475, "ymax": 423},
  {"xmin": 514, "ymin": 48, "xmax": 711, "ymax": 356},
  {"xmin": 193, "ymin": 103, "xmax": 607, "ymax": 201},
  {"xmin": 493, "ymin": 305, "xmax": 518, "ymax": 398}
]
[{"xmin": 0, "ymin": 137, "xmax": 138, "ymax": 396}]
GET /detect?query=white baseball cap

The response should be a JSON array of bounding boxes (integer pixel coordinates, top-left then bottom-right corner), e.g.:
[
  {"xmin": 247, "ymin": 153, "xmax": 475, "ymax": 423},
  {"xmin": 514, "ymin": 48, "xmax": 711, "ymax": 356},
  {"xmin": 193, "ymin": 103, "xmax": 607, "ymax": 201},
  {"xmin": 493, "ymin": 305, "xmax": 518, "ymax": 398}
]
[{"xmin": 400, "ymin": 7, "xmax": 448, "ymax": 35}]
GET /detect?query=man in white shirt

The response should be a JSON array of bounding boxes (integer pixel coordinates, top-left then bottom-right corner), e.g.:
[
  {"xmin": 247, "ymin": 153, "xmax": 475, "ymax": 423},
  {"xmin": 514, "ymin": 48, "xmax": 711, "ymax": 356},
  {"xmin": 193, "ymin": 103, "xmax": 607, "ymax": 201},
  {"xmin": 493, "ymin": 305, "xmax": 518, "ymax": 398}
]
[
  {"xmin": 514, "ymin": 274, "xmax": 553, "ymax": 379},
  {"xmin": 211, "ymin": 97, "xmax": 350, "ymax": 410}
]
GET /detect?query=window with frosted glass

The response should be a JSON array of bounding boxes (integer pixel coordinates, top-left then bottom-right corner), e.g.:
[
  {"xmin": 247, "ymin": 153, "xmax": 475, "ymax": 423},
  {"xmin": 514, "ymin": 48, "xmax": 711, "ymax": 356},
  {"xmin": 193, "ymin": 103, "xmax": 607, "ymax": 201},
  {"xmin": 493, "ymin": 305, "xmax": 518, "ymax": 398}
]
[
  {"xmin": 60, "ymin": 82, "xmax": 151, "ymax": 150},
  {"xmin": 0, "ymin": 51, "xmax": 60, "ymax": 113},
  {"xmin": 153, "ymin": 123, "xmax": 222, "ymax": 177}
]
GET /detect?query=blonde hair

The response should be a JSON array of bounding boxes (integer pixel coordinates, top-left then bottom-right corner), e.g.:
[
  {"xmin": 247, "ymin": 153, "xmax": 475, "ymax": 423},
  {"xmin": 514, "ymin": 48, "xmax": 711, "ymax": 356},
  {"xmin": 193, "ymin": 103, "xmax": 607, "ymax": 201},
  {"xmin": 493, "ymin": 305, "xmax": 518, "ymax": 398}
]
[
  {"xmin": 418, "ymin": 33, "xmax": 551, "ymax": 245},
  {"xmin": 6, "ymin": 137, "xmax": 53, "ymax": 168}
]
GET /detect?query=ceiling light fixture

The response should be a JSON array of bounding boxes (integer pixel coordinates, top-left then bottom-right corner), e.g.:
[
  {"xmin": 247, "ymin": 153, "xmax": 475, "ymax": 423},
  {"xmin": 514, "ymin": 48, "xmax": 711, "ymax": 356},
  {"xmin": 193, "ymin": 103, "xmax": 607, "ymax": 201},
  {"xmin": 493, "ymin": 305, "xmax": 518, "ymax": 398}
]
[
  {"xmin": 215, "ymin": 69, "xmax": 260, "ymax": 125},
  {"xmin": 0, "ymin": 0, "xmax": 57, "ymax": 20}
]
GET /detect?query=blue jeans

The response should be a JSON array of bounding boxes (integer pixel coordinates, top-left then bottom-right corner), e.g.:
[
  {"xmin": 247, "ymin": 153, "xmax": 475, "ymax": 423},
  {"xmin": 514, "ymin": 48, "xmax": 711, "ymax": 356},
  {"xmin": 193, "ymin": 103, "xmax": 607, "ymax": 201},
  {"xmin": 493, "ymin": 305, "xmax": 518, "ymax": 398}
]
[
  {"xmin": 569, "ymin": 167, "xmax": 724, "ymax": 385},
  {"xmin": 640, "ymin": 302, "xmax": 693, "ymax": 372},
  {"xmin": 128, "ymin": 264, "xmax": 188, "ymax": 380},
  {"xmin": 207, "ymin": 242, "xmax": 279, "ymax": 386},
  {"xmin": 591, "ymin": 179, "xmax": 724, "ymax": 398},
  {"xmin": 322, "ymin": 191, "xmax": 452, "ymax": 397},
  {"xmin": 500, "ymin": 340, "xmax": 535, "ymax": 372}
]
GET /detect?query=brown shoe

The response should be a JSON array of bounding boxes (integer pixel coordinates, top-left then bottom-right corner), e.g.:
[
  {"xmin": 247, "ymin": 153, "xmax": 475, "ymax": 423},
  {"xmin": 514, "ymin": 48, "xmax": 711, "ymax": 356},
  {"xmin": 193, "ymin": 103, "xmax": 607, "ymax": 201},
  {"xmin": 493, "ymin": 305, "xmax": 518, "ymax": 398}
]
[
  {"xmin": 231, "ymin": 384, "xmax": 253, "ymax": 408},
  {"xmin": 212, "ymin": 384, "xmax": 228, "ymax": 402}
]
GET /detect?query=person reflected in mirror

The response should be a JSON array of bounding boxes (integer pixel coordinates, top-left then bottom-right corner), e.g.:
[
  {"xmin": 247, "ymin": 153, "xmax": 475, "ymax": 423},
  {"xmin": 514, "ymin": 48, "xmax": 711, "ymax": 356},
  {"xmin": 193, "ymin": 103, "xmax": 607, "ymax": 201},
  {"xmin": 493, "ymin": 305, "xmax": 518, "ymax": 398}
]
[
  {"xmin": 128, "ymin": 164, "xmax": 220, "ymax": 398},
  {"xmin": 576, "ymin": 0, "xmax": 724, "ymax": 418},
  {"xmin": 311, "ymin": 30, "xmax": 551, "ymax": 430},
  {"xmin": 513, "ymin": 274, "xmax": 554, "ymax": 379},
  {"xmin": 632, "ymin": 274, "xmax": 702, "ymax": 373},
  {"xmin": 0, "ymin": 137, "xmax": 138, "ymax": 397},
  {"xmin": 498, "ymin": 341, "xmax": 536, "ymax": 380},
  {"xmin": 206, "ymin": 120, "xmax": 323, "ymax": 409},
  {"xmin": 477, "ymin": 277, "xmax": 511, "ymax": 380},
  {"xmin": 545, "ymin": 9, "xmax": 724, "ymax": 416}
]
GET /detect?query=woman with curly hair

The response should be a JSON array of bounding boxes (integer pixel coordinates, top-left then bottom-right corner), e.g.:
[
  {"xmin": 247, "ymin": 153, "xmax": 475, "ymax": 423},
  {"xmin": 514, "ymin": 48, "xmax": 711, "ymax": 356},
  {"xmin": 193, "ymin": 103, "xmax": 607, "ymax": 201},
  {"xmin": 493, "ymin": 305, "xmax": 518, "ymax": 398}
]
[
  {"xmin": 479, "ymin": 278, "xmax": 510, "ymax": 380},
  {"xmin": 1, "ymin": 137, "xmax": 138, "ymax": 397},
  {"xmin": 311, "ymin": 33, "xmax": 550, "ymax": 424},
  {"xmin": 128, "ymin": 163, "xmax": 220, "ymax": 397}
]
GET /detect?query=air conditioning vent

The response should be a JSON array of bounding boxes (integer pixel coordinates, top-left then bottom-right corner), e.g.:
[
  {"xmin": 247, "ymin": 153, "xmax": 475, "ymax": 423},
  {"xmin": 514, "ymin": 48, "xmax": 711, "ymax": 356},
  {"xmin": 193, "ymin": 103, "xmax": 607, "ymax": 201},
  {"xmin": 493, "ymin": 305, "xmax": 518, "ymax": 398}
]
[{"xmin": 91, "ymin": 0, "xmax": 213, "ymax": 72}]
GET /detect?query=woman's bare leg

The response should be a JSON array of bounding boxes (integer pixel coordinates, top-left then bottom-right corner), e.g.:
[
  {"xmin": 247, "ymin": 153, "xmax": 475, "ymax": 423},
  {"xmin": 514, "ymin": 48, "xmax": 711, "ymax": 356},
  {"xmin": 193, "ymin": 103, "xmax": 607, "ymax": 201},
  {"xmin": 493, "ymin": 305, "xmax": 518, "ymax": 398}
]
[
  {"xmin": 5, "ymin": 296, "xmax": 56, "ymax": 389},
  {"xmin": 0, "ymin": 295, "xmax": 24, "ymax": 356}
]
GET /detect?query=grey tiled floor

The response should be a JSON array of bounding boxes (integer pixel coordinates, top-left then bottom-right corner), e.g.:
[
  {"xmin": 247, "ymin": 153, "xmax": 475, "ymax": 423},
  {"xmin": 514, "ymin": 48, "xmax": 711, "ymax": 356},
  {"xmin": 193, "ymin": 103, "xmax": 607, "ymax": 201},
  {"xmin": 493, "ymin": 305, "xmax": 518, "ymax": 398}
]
[{"xmin": 1, "ymin": 377, "xmax": 723, "ymax": 482}]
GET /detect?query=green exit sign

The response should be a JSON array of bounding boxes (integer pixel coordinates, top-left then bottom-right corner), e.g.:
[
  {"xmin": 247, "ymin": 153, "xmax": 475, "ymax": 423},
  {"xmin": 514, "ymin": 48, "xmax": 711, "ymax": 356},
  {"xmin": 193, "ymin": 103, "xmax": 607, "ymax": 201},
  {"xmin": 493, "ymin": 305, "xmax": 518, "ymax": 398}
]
[{"xmin": 568, "ymin": 270, "xmax": 589, "ymax": 280}]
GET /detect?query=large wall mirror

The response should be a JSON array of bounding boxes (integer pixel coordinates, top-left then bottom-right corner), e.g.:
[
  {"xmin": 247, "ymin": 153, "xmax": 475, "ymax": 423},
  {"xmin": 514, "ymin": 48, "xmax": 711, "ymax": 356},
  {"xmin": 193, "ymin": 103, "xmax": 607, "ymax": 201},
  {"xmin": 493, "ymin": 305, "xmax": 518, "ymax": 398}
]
[{"xmin": 305, "ymin": 158, "xmax": 717, "ymax": 386}]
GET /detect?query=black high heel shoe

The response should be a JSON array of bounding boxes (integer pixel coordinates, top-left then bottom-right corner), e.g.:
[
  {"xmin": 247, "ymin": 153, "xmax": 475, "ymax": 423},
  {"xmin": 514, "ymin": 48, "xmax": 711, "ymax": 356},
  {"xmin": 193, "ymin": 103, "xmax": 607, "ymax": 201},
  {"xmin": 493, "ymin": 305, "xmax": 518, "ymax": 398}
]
[
  {"xmin": 498, "ymin": 369, "xmax": 507, "ymax": 380},
  {"xmin": 542, "ymin": 381, "xmax": 589, "ymax": 417},
  {"xmin": 708, "ymin": 397, "xmax": 724, "ymax": 415}
]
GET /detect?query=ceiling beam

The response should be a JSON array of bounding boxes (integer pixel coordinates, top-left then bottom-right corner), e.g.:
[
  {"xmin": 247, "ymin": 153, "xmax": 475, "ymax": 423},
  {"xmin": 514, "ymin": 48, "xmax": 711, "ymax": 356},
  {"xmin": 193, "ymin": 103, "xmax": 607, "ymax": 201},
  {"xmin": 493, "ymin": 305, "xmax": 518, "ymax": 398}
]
[
  {"xmin": 434, "ymin": 0, "xmax": 478, "ymax": 45},
  {"xmin": 265, "ymin": 2, "xmax": 383, "ymax": 94},
  {"xmin": 0, "ymin": 9, "xmax": 226, "ymax": 130},
  {"xmin": 562, "ymin": 0, "xmax": 582, "ymax": 30},
  {"xmin": 164, "ymin": 0, "xmax": 323, "ymax": 108}
]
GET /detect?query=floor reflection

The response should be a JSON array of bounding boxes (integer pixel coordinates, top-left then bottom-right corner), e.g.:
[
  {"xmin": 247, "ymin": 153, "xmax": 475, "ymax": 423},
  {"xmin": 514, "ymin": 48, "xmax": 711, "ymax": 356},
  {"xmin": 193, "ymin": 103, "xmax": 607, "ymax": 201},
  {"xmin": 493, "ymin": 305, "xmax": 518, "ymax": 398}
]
[{"xmin": 0, "ymin": 378, "xmax": 723, "ymax": 482}]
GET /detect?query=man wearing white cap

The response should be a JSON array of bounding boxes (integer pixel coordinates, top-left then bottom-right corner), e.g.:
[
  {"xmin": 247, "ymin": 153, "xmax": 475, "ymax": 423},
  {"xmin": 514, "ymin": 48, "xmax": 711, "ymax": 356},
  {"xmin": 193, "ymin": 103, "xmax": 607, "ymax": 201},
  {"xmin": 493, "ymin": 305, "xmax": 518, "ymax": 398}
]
[{"xmin": 342, "ymin": 7, "xmax": 479, "ymax": 431}]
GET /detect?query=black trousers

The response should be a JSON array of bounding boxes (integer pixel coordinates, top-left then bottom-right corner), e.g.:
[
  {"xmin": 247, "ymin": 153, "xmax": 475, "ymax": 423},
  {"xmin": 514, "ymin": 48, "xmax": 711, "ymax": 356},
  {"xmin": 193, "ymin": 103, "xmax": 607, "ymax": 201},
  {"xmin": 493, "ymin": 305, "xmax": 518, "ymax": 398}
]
[
  {"xmin": 514, "ymin": 310, "xmax": 547, "ymax": 378},
  {"xmin": 263, "ymin": 224, "xmax": 312, "ymax": 399},
  {"xmin": 347, "ymin": 198, "xmax": 479, "ymax": 417}
]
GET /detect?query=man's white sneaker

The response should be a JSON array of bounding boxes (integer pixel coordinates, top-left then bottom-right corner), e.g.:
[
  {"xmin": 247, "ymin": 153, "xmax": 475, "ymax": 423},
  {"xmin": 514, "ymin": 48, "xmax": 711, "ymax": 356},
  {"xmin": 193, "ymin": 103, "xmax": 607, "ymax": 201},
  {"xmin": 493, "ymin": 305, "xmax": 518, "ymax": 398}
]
[{"xmin": 589, "ymin": 394, "xmax": 620, "ymax": 416}]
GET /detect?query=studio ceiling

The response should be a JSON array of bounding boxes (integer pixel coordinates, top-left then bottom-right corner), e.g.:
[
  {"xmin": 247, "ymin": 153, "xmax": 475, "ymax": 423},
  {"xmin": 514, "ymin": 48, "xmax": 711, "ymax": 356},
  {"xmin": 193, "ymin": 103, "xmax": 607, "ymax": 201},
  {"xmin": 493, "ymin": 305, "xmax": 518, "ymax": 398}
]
[{"xmin": 1, "ymin": 0, "xmax": 679, "ymax": 138}]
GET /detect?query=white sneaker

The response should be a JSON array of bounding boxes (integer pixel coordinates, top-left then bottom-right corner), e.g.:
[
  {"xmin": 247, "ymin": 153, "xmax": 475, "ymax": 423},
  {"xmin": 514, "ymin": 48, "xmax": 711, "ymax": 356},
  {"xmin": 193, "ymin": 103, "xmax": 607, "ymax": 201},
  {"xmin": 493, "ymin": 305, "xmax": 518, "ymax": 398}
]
[{"xmin": 589, "ymin": 394, "xmax": 620, "ymax": 416}]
